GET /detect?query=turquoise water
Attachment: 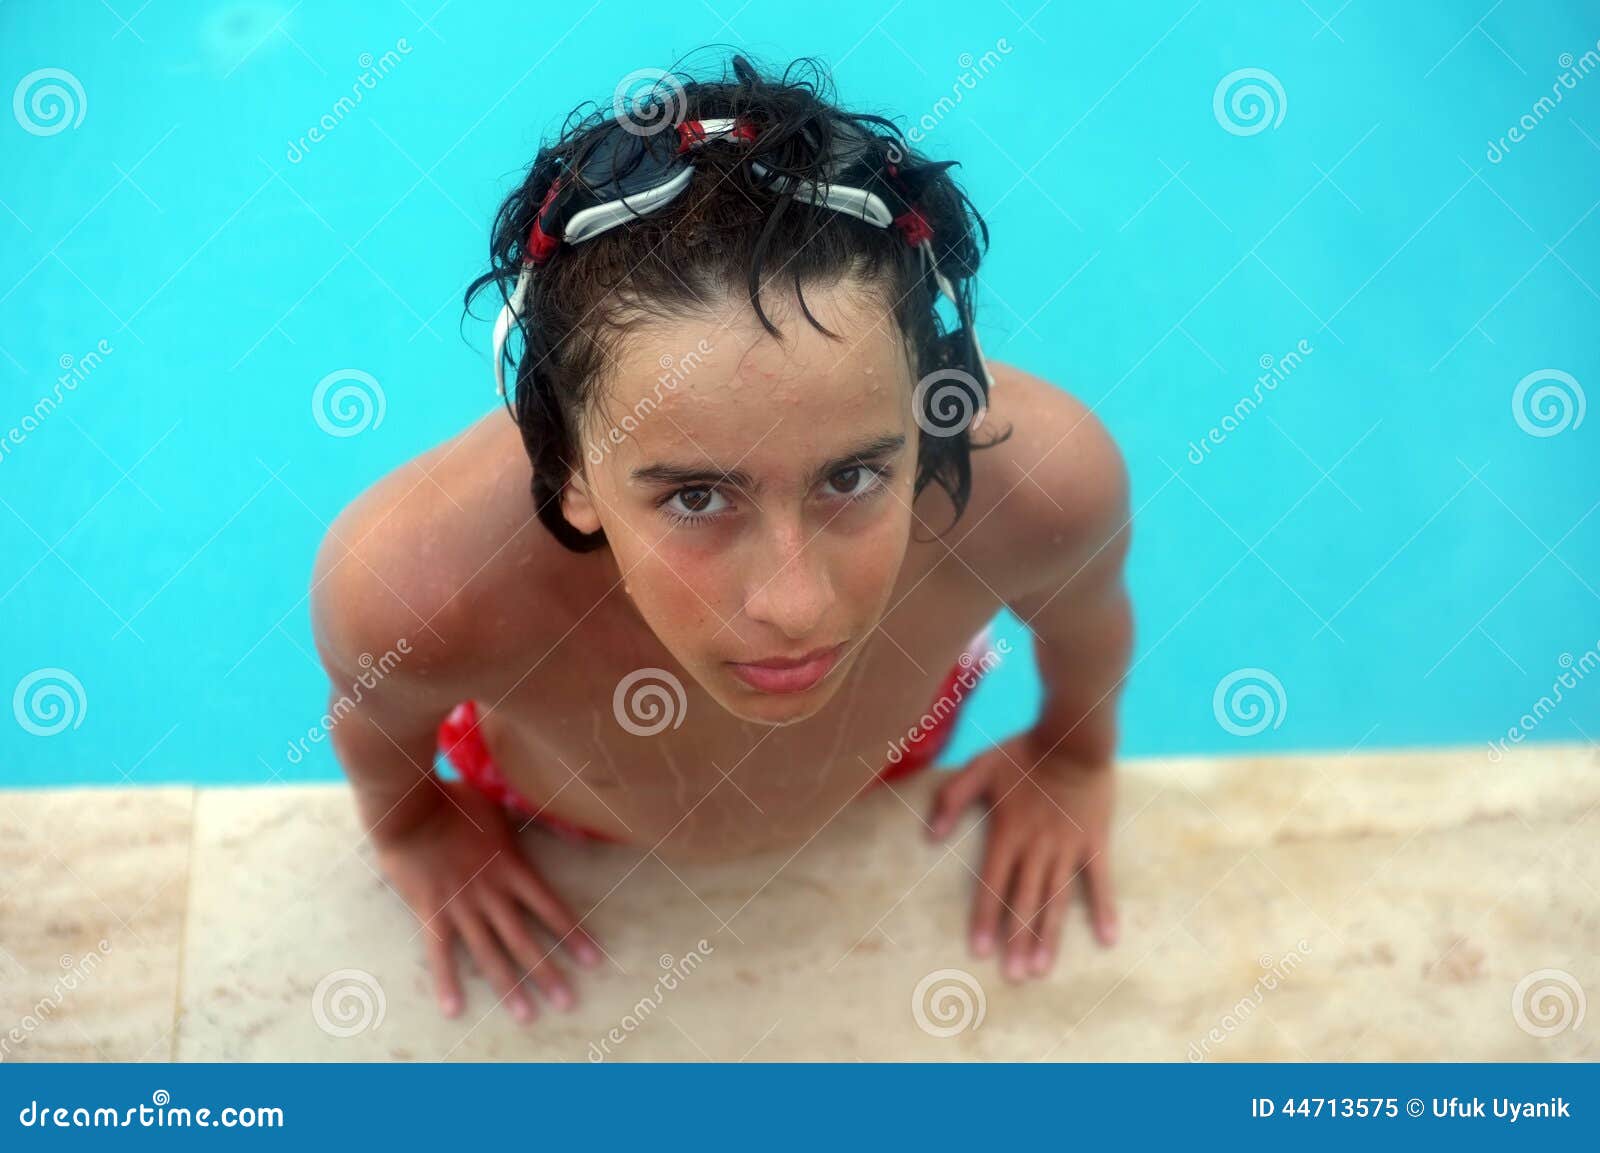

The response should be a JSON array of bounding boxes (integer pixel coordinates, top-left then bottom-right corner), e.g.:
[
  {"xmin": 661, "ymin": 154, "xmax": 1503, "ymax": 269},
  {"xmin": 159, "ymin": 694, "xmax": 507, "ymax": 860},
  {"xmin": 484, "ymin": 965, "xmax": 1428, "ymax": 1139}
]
[{"xmin": 3, "ymin": 2, "xmax": 1597, "ymax": 788}]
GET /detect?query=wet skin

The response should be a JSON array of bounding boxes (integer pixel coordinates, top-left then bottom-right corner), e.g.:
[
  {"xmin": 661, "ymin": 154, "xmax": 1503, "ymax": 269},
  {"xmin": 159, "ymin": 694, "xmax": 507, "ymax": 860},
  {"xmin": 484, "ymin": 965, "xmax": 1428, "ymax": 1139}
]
[{"xmin": 312, "ymin": 280, "xmax": 1133, "ymax": 1023}]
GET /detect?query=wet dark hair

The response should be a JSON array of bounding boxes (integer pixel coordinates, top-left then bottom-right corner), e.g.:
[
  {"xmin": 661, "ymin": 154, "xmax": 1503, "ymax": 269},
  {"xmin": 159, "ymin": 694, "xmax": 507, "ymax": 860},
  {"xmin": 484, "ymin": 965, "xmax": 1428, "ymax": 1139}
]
[{"xmin": 463, "ymin": 50, "xmax": 1011, "ymax": 553}]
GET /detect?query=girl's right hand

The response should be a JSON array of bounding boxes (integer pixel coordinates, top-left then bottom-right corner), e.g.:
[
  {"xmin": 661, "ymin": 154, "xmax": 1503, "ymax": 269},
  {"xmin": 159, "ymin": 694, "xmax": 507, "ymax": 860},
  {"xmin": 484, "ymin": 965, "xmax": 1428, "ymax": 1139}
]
[{"xmin": 369, "ymin": 780, "xmax": 605, "ymax": 1024}]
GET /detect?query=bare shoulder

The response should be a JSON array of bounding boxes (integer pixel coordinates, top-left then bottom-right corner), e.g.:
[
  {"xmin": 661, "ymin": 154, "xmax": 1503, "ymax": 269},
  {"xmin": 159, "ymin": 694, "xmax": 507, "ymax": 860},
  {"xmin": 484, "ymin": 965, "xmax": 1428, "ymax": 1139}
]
[
  {"xmin": 948, "ymin": 361, "xmax": 1131, "ymax": 603},
  {"xmin": 309, "ymin": 407, "xmax": 565, "ymax": 694}
]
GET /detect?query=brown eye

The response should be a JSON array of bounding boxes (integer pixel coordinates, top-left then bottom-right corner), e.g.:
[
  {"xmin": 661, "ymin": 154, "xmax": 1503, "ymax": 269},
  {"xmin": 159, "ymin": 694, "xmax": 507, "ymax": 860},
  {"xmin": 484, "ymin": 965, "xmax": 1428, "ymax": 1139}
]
[
  {"xmin": 661, "ymin": 485, "xmax": 732, "ymax": 524},
  {"xmin": 829, "ymin": 466, "xmax": 862, "ymax": 495}
]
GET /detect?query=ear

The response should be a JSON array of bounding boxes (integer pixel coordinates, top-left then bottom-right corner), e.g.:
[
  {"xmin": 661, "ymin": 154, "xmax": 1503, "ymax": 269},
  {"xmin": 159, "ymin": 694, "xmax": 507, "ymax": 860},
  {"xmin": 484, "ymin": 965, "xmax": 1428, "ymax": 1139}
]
[{"xmin": 560, "ymin": 465, "xmax": 604, "ymax": 535}]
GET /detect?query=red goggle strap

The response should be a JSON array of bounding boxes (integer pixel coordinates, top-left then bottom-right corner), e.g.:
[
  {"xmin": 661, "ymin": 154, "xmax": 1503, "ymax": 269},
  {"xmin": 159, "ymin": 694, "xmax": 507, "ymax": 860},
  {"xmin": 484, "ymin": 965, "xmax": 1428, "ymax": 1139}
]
[
  {"xmin": 524, "ymin": 175, "xmax": 567, "ymax": 266},
  {"xmin": 523, "ymin": 121, "xmax": 934, "ymax": 269}
]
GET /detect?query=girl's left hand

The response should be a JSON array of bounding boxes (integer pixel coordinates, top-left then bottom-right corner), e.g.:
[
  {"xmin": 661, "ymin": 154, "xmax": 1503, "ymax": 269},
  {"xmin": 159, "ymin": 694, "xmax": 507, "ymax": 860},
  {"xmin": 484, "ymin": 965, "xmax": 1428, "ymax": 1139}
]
[{"xmin": 926, "ymin": 731, "xmax": 1119, "ymax": 980}]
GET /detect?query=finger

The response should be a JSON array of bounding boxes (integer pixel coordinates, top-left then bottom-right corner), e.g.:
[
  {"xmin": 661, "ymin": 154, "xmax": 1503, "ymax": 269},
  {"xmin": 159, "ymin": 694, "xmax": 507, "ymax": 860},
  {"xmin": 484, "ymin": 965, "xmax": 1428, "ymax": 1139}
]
[
  {"xmin": 423, "ymin": 921, "xmax": 463, "ymax": 1018},
  {"xmin": 969, "ymin": 831, "xmax": 1011, "ymax": 958},
  {"xmin": 929, "ymin": 758, "xmax": 990, "ymax": 840},
  {"xmin": 1003, "ymin": 847, "xmax": 1051, "ymax": 982},
  {"xmin": 1032, "ymin": 856, "xmax": 1077, "ymax": 975},
  {"xmin": 452, "ymin": 905, "xmax": 537, "ymax": 1024},
  {"xmin": 503, "ymin": 863, "xmax": 604, "ymax": 969},
  {"xmin": 484, "ymin": 894, "xmax": 576, "ymax": 1012},
  {"xmin": 1083, "ymin": 847, "xmax": 1119, "ymax": 946}
]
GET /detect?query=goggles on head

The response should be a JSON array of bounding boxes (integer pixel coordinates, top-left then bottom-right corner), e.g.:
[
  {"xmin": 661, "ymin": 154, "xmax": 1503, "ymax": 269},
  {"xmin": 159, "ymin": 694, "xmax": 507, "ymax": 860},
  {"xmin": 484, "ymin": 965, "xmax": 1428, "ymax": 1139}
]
[{"xmin": 491, "ymin": 114, "xmax": 993, "ymax": 430}]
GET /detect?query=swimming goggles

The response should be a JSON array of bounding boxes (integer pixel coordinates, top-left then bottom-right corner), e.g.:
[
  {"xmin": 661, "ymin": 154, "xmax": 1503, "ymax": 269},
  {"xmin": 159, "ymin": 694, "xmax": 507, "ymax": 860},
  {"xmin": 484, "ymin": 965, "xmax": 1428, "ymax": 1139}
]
[{"xmin": 490, "ymin": 115, "xmax": 994, "ymax": 430}]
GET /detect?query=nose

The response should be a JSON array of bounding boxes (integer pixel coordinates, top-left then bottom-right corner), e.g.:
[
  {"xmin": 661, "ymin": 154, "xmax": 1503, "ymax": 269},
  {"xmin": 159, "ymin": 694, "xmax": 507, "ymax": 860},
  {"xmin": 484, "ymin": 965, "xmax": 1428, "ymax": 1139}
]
[{"xmin": 741, "ymin": 513, "xmax": 834, "ymax": 641}]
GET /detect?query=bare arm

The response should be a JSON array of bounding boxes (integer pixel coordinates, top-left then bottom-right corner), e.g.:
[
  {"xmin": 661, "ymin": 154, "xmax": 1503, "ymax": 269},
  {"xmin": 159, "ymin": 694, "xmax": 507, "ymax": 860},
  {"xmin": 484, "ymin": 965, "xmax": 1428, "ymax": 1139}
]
[
  {"xmin": 308, "ymin": 506, "xmax": 602, "ymax": 1024},
  {"xmin": 928, "ymin": 372, "xmax": 1133, "ymax": 980},
  {"xmin": 1009, "ymin": 482, "xmax": 1134, "ymax": 771},
  {"xmin": 310, "ymin": 528, "xmax": 456, "ymax": 839}
]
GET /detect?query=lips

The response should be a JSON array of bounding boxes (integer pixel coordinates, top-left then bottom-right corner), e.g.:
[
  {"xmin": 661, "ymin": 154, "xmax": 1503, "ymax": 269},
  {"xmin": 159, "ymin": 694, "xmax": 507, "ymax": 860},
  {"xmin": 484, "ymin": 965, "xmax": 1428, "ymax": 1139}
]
[{"xmin": 727, "ymin": 642, "xmax": 846, "ymax": 694}]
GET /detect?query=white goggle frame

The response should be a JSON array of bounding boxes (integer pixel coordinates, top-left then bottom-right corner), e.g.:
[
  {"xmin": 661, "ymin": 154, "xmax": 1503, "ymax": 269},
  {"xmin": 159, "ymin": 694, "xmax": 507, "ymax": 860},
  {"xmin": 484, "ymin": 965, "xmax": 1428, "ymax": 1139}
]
[{"xmin": 492, "ymin": 124, "xmax": 993, "ymax": 429}]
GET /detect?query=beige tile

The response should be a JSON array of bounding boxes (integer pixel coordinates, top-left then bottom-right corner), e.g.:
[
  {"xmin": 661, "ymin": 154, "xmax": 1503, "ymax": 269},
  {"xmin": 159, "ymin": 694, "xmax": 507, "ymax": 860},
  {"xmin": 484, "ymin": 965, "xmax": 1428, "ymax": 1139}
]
[
  {"xmin": 171, "ymin": 741, "xmax": 1598, "ymax": 1061},
  {"xmin": 0, "ymin": 787, "xmax": 193, "ymax": 1062}
]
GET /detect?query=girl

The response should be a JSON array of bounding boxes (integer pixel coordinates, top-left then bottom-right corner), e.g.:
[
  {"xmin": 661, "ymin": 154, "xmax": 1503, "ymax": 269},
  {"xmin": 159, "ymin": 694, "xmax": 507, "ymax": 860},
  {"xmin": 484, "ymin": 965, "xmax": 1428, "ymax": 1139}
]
[{"xmin": 311, "ymin": 54, "xmax": 1132, "ymax": 1026}]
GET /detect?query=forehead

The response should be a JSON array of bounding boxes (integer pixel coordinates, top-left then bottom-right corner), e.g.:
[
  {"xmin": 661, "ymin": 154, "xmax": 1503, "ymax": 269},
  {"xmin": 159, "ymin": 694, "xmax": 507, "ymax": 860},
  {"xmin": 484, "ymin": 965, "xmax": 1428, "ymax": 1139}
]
[{"xmin": 594, "ymin": 283, "xmax": 914, "ymax": 465}]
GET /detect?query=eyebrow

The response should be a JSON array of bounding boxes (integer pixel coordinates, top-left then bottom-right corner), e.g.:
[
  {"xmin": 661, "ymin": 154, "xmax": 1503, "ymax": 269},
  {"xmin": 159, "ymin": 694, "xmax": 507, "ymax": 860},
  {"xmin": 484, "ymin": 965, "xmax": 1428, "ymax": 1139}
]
[{"xmin": 629, "ymin": 433, "xmax": 907, "ymax": 494}]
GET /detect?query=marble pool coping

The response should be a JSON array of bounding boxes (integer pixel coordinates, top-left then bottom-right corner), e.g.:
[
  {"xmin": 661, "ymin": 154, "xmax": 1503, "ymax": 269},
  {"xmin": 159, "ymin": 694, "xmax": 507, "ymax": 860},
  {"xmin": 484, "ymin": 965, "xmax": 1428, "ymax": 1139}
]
[{"xmin": 1, "ymin": 743, "xmax": 1595, "ymax": 1062}]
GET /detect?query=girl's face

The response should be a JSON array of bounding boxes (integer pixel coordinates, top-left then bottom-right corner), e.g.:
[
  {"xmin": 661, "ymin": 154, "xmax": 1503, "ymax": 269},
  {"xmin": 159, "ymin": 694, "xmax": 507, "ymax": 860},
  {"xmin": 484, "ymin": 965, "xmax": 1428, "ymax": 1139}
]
[{"xmin": 561, "ymin": 279, "xmax": 920, "ymax": 726}]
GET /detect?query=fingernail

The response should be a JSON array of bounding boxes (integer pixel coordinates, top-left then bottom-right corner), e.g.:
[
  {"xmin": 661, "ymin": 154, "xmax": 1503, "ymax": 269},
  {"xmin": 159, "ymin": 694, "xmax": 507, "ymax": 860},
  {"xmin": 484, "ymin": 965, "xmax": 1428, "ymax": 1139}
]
[
  {"xmin": 576, "ymin": 940, "xmax": 601, "ymax": 966},
  {"xmin": 1004, "ymin": 953, "xmax": 1027, "ymax": 981},
  {"xmin": 1031, "ymin": 946, "xmax": 1052, "ymax": 974},
  {"xmin": 440, "ymin": 994, "xmax": 461, "ymax": 1018},
  {"xmin": 511, "ymin": 996, "xmax": 534, "ymax": 1023},
  {"xmin": 549, "ymin": 985, "xmax": 574, "ymax": 1011},
  {"xmin": 972, "ymin": 931, "xmax": 994, "ymax": 957}
]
